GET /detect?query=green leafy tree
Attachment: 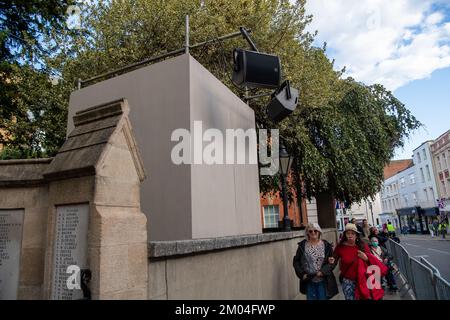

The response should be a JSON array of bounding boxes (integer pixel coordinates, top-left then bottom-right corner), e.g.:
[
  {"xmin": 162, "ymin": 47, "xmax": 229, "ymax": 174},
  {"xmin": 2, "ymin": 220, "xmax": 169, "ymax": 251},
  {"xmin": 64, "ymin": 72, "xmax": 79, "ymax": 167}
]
[{"xmin": 0, "ymin": 0, "xmax": 73, "ymax": 158}]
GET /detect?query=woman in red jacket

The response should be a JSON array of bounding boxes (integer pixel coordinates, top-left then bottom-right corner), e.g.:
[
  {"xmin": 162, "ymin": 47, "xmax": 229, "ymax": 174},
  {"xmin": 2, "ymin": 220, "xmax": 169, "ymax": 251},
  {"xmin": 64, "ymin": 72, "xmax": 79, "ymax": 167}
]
[{"xmin": 333, "ymin": 223, "xmax": 371, "ymax": 300}]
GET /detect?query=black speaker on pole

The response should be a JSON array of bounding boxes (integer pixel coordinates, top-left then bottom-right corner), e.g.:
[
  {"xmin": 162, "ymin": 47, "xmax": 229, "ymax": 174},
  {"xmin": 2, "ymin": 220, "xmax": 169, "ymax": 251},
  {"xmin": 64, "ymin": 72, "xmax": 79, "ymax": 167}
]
[
  {"xmin": 267, "ymin": 80, "xmax": 299, "ymax": 123},
  {"xmin": 232, "ymin": 48, "xmax": 281, "ymax": 89}
]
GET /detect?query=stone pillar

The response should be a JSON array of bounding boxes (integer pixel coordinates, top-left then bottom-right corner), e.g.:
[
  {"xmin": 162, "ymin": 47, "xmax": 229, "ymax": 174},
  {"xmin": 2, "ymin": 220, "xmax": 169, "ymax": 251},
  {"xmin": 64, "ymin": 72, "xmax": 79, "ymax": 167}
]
[{"xmin": 42, "ymin": 99, "xmax": 148, "ymax": 299}]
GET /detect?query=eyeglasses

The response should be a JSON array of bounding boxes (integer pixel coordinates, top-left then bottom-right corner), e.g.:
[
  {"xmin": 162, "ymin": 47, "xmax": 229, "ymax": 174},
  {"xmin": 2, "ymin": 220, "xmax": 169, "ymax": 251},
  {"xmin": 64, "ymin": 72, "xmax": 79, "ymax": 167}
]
[{"xmin": 308, "ymin": 230, "xmax": 319, "ymax": 234}]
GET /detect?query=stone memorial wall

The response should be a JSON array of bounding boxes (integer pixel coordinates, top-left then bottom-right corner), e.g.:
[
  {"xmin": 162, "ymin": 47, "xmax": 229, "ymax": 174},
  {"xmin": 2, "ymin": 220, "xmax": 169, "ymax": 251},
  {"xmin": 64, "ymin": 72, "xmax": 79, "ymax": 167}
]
[
  {"xmin": 51, "ymin": 204, "xmax": 89, "ymax": 300},
  {"xmin": 0, "ymin": 209, "xmax": 24, "ymax": 299}
]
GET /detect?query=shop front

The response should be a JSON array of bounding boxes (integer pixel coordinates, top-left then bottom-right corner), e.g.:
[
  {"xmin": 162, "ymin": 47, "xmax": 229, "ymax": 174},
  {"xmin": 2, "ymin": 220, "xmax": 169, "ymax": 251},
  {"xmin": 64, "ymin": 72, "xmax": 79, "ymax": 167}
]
[
  {"xmin": 397, "ymin": 207, "xmax": 426, "ymax": 234},
  {"xmin": 438, "ymin": 200, "xmax": 450, "ymax": 226},
  {"xmin": 421, "ymin": 207, "xmax": 440, "ymax": 231}
]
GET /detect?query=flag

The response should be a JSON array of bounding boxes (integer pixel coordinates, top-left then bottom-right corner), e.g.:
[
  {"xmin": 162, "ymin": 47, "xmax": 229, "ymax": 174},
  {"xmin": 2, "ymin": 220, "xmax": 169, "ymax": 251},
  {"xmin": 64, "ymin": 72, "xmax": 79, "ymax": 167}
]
[
  {"xmin": 335, "ymin": 200, "xmax": 345, "ymax": 209},
  {"xmin": 438, "ymin": 198, "xmax": 446, "ymax": 209}
]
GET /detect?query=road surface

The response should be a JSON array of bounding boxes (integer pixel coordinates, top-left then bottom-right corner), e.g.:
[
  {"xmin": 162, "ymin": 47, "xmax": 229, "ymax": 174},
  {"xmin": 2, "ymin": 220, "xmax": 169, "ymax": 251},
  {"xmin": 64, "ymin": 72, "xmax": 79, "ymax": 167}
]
[{"xmin": 399, "ymin": 235, "xmax": 450, "ymax": 282}]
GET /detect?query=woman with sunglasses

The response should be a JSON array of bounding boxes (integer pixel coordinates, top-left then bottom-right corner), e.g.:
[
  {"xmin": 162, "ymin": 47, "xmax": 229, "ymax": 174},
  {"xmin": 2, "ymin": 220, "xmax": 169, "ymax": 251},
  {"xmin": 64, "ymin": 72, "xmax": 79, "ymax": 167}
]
[{"xmin": 293, "ymin": 223, "xmax": 338, "ymax": 300}]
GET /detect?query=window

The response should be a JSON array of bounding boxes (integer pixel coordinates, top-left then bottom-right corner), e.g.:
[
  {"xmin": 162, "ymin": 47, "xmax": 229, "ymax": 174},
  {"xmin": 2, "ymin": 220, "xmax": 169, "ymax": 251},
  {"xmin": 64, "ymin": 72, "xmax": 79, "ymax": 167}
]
[
  {"xmin": 412, "ymin": 192, "xmax": 417, "ymax": 204},
  {"xmin": 403, "ymin": 195, "xmax": 409, "ymax": 206},
  {"xmin": 437, "ymin": 156, "xmax": 442, "ymax": 170},
  {"xmin": 430, "ymin": 187, "xmax": 434, "ymax": 199},
  {"xmin": 417, "ymin": 152, "xmax": 421, "ymax": 163},
  {"xmin": 409, "ymin": 174, "xmax": 415, "ymax": 184},
  {"xmin": 423, "ymin": 149, "xmax": 427, "ymax": 160},
  {"xmin": 263, "ymin": 205, "xmax": 279, "ymax": 228},
  {"xmin": 400, "ymin": 178, "xmax": 406, "ymax": 188},
  {"xmin": 420, "ymin": 168, "xmax": 425, "ymax": 182},
  {"xmin": 424, "ymin": 189, "xmax": 429, "ymax": 201},
  {"xmin": 426, "ymin": 165, "xmax": 431, "ymax": 181},
  {"xmin": 443, "ymin": 153, "xmax": 448, "ymax": 169}
]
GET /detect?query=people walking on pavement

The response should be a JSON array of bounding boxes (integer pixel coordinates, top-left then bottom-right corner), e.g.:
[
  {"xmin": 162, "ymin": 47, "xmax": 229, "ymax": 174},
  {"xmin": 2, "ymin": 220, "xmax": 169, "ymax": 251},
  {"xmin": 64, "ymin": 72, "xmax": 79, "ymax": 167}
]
[
  {"xmin": 433, "ymin": 219, "xmax": 440, "ymax": 238},
  {"xmin": 333, "ymin": 223, "xmax": 388, "ymax": 300},
  {"xmin": 439, "ymin": 220, "xmax": 448, "ymax": 239},
  {"xmin": 387, "ymin": 221, "xmax": 396, "ymax": 237},
  {"xmin": 293, "ymin": 223, "xmax": 338, "ymax": 300},
  {"xmin": 369, "ymin": 237, "xmax": 398, "ymax": 292},
  {"xmin": 428, "ymin": 221, "xmax": 435, "ymax": 238}
]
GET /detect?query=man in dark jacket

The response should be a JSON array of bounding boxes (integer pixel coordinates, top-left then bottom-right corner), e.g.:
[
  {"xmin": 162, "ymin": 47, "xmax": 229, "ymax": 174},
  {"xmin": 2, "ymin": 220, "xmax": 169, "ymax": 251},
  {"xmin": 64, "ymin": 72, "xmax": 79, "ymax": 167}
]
[
  {"xmin": 293, "ymin": 223, "xmax": 338, "ymax": 300},
  {"xmin": 351, "ymin": 218, "xmax": 364, "ymax": 235}
]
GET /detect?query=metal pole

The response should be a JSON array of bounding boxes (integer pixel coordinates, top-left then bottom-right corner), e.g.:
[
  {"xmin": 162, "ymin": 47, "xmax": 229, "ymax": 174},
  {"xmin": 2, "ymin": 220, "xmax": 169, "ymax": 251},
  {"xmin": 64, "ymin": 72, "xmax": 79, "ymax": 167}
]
[
  {"xmin": 185, "ymin": 15, "xmax": 190, "ymax": 54},
  {"xmin": 244, "ymin": 92, "xmax": 272, "ymax": 102},
  {"xmin": 281, "ymin": 173, "xmax": 291, "ymax": 231},
  {"xmin": 370, "ymin": 202, "xmax": 375, "ymax": 226}
]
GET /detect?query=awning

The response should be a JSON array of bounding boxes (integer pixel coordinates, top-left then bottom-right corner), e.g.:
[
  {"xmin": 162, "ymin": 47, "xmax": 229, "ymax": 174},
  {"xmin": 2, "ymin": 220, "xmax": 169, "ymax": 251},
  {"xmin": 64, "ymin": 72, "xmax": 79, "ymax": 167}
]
[
  {"xmin": 422, "ymin": 207, "xmax": 439, "ymax": 216},
  {"xmin": 396, "ymin": 207, "xmax": 420, "ymax": 216}
]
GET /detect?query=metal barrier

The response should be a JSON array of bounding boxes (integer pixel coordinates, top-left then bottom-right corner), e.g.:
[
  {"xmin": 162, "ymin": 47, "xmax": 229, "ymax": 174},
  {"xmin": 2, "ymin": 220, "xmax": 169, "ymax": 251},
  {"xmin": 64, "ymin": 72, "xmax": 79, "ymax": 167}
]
[
  {"xmin": 386, "ymin": 239, "xmax": 450, "ymax": 300},
  {"xmin": 435, "ymin": 274, "xmax": 450, "ymax": 300},
  {"xmin": 409, "ymin": 258, "xmax": 437, "ymax": 299},
  {"xmin": 420, "ymin": 257, "xmax": 441, "ymax": 276},
  {"xmin": 392, "ymin": 242, "xmax": 414, "ymax": 296}
]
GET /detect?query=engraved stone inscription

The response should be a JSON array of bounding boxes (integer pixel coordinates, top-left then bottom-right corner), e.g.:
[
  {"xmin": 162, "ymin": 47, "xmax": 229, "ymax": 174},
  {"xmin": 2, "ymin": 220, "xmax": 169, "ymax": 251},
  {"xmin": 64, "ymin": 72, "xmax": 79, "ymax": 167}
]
[
  {"xmin": 51, "ymin": 204, "xmax": 89, "ymax": 300},
  {"xmin": 0, "ymin": 209, "xmax": 24, "ymax": 300}
]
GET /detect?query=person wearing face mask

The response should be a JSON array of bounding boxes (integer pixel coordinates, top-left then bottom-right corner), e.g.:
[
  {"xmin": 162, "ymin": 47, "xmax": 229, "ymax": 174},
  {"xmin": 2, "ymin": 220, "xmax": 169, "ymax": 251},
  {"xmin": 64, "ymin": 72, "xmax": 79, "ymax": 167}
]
[
  {"xmin": 369, "ymin": 227, "xmax": 388, "ymax": 249},
  {"xmin": 333, "ymin": 223, "xmax": 388, "ymax": 300},
  {"xmin": 369, "ymin": 237, "xmax": 398, "ymax": 292},
  {"xmin": 293, "ymin": 223, "xmax": 338, "ymax": 300}
]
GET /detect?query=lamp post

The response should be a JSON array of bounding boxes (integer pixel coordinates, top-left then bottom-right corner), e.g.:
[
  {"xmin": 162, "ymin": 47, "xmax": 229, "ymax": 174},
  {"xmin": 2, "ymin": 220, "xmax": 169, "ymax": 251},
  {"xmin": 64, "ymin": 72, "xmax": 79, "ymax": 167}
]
[
  {"xmin": 369, "ymin": 201, "xmax": 375, "ymax": 226},
  {"xmin": 279, "ymin": 142, "xmax": 293, "ymax": 231}
]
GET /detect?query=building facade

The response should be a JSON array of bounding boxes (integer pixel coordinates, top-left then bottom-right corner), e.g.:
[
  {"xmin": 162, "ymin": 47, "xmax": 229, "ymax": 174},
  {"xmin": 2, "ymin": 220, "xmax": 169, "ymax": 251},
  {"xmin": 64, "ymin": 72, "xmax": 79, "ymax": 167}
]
[
  {"xmin": 381, "ymin": 172, "xmax": 402, "ymax": 229},
  {"xmin": 380, "ymin": 160, "xmax": 414, "ymax": 230},
  {"xmin": 431, "ymin": 130, "xmax": 450, "ymax": 220},
  {"xmin": 412, "ymin": 141, "xmax": 440, "ymax": 219}
]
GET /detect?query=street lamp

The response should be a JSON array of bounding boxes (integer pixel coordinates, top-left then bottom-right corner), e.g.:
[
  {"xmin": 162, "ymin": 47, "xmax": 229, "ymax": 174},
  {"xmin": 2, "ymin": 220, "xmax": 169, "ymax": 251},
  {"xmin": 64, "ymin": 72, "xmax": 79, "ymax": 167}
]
[
  {"xmin": 279, "ymin": 142, "xmax": 293, "ymax": 231},
  {"xmin": 369, "ymin": 201, "xmax": 375, "ymax": 226}
]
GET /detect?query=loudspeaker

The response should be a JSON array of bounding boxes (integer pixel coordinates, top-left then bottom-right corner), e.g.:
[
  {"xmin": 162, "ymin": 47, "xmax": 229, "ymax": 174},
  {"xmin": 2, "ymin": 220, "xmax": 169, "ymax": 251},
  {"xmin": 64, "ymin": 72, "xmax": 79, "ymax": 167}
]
[
  {"xmin": 232, "ymin": 48, "xmax": 281, "ymax": 89},
  {"xmin": 267, "ymin": 81, "xmax": 298, "ymax": 122}
]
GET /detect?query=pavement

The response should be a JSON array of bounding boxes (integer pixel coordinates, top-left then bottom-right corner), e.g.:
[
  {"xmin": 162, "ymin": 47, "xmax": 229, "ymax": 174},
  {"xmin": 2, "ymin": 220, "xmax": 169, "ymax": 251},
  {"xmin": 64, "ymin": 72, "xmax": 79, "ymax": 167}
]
[{"xmin": 293, "ymin": 268, "xmax": 411, "ymax": 300}]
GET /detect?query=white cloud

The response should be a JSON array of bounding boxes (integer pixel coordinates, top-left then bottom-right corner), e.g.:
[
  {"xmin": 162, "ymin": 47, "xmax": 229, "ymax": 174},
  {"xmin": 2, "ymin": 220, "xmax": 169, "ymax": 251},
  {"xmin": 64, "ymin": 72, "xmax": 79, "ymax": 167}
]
[{"xmin": 305, "ymin": 0, "xmax": 450, "ymax": 91}]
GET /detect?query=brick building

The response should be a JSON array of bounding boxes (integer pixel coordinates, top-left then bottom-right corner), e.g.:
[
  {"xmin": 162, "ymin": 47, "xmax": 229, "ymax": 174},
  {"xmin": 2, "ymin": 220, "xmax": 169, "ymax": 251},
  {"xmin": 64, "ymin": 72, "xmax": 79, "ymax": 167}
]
[{"xmin": 260, "ymin": 182, "xmax": 308, "ymax": 230}]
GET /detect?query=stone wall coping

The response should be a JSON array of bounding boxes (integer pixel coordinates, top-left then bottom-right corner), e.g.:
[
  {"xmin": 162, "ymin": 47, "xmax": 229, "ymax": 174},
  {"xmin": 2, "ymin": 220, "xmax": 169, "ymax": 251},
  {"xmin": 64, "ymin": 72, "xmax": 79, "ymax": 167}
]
[
  {"xmin": 0, "ymin": 158, "xmax": 53, "ymax": 187},
  {"xmin": 148, "ymin": 229, "xmax": 335, "ymax": 258},
  {"xmin": 0, "ymin": 158, "xmax": 53, "ymax": 165}
]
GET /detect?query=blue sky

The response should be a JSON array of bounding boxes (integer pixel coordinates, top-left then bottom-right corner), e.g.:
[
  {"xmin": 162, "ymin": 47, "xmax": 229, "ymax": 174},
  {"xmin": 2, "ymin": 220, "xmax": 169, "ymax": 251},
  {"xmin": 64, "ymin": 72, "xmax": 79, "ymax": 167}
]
[
  {"xmin": 394, "ymin": 67, "xmax": 450, "ymax": 159},
  {"xmin": 304, "ymin": 0, "xmax": 450, "ymax": 160}
]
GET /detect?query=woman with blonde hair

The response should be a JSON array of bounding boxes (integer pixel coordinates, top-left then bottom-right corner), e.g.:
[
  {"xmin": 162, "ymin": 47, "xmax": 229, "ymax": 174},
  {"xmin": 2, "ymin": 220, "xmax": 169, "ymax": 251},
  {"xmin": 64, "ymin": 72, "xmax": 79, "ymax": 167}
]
[{"xmin": 293, "ymin": 223, "xmax": 338, "ymax": 300}]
